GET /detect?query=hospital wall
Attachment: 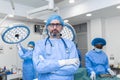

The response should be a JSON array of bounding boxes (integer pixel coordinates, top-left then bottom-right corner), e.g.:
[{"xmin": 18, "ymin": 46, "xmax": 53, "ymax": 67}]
[
  {"xmin": 87, "ymin": 15, "xmax": 120, "ymax": 66},
  {"xmin": 0, "ymin": 18, "xmax": 42, "ymax": 69}
]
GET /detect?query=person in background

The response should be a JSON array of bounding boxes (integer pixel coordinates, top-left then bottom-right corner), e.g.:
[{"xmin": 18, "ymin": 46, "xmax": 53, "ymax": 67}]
[
  {"xmin": 17, "ymin": 41, "xmax": 36, "ymax": 80},
  {"xmin": 33, "ymin": 14, "xmax": 80, "ymax": 80},
  {"xmin": 85, "ymin": 38, "xmax": 115, "ymax": 80}
]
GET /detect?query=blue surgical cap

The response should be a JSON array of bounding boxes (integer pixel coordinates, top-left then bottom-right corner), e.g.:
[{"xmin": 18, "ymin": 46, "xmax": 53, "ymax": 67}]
[
  {"xmin": 45, "ymin": 14, "xmax": 64, "ymax": 27},
  {"xmin": 91, "ymin": 38, "xmax": 106, "ymax": 46},
  {"xmin": 28, "ymin": 41, "xmax": 35, "ymax": 47}
]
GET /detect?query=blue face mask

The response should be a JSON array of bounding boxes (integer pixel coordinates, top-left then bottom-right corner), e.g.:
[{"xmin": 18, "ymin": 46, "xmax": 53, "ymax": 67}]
[{"xmin": 95, "ymin": 48, "xmax": 102, "ymax": 53}]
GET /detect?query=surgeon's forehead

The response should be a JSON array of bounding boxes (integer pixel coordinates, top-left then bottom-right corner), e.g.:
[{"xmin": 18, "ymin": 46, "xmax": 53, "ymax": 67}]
[{"xmin": 50, "ymin": 20, "xmax": 60, "ymax": 23}]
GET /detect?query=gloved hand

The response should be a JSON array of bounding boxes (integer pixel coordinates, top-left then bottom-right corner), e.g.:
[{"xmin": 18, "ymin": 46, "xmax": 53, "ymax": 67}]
[
  {"xmin": 16, "ymin": 43, "xmax": 21, "ymax": 50},
  {"xmin": 108, "ymin": 69, "xmax": 116, "ymax": 76},
  {"xmin": 58, "ymin": 58, "xmax": 80, "ymax": 67},
  {"xmin": 67, "ymin": 58, "xmax": 80, "ymax": 67},
  {"xmin": 90, "ymin": 71, "xmax": 96, "ymax": 80},
  {"xmin": 33, "ymin": 78, "xmax": 38, "ymax": 80}
]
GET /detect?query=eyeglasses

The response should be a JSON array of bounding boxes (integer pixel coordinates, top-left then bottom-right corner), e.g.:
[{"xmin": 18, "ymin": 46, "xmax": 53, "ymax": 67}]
[
  {"xmin": 48, "ymin": 23, "xmax": 62, "ymax": 27},
  {"xmin": 28, "ymin": 45, "xmax": 34, "ymax": 48}
]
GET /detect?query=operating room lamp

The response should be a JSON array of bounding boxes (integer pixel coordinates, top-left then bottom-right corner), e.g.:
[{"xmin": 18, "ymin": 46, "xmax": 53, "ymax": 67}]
[{"xmin": 0, "ymin": 0, "xmax": 31, "ymax": 44}]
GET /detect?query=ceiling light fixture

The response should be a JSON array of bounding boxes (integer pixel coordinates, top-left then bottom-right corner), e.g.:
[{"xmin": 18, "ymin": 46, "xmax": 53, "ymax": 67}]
[
  {"xmin": 8, "ymin": 14, "xmax": 14, "ymax": 18},
  {"xmin": 69, "ymin": 0, "xmax": 75, "ymax": 3},
  {"xmin": 0, "ymin": 0, "xmax": 15, "ymax": 26},
  {"xmin": 116, "ymin": 5, "xmax": 120, "ymax": 9},
  {"xmin": 64, "ymin": 20, "xmax": 69, "ymax": 23},
  {"xmin": 86, "ymin": 13, "xmax": 92, "ymax": 17},
  {"xmin": 27, "ymin": 0, "xmax": 55, "ymax": 15}
]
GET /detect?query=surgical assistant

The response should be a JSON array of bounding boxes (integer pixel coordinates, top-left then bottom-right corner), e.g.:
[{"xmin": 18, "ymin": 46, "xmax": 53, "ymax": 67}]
[
  {"xmin": 33, "ymin": 14, "xmax": 79, "ymax": 80},
  {"xmin": 85, "ymin": 38, "xmax": 115, "ymax": 80},
  {"xmin": 17, "ymin": 41, "xmax": 36, "ymax": 80}
]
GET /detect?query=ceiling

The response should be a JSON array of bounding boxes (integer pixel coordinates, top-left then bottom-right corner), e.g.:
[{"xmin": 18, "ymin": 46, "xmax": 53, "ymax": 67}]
[
  {"xmin": 1, "ymin": 0, "xmax": 120, "ymax": 25},
  {"xmin": 4, "ymin": 0, "xmax": 64, "ymax": 8},
  {"xmin": 68, "ymin": 5, "xmax": 120, "ymax": 25}
]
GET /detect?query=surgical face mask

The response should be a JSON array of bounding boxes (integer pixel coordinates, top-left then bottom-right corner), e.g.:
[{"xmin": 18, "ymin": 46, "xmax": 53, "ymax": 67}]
[
  {"xmin": 95, "ymin": 48, "xmax": 102, "ymax": 53},
  {"xmin": 28, "ymin": 47, "xmax": 33, "ymax": 50}
]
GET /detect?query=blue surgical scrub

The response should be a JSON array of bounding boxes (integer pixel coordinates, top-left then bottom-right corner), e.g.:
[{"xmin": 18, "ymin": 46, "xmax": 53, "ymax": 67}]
[
  {"xmin": 18, "ymin": 47, "xmax": 36, "ymax": 80},
  {"xmin": 33, "ymin": 38, "xmax": 79, "ymax": 80},
  {"xmin": 85, "ymin": 50, "xmax": 110, "ymax": 75}
]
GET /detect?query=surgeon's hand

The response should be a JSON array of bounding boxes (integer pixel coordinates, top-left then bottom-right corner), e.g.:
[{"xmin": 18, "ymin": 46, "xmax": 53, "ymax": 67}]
[
  {"xmin": 90, "ymin": 71, "xmax": 96, "ymax": 80},
  {"xmin": 65, "ymin": 58, "xmax": 80, "ymax": 66},
  {"xmin": 16, "ymin": 43, "xmax": 21, "ymax": 50},
  {"xmin": 58, "ymin": 58, "xmax": 80, "ymax": 67},
  {"xmin": 33, "ymin": 78, "xmax": 38, "ymax": 80},
  {"xmin": 108, "ymin": 69, "xmax": 116, "ymax": 76}
]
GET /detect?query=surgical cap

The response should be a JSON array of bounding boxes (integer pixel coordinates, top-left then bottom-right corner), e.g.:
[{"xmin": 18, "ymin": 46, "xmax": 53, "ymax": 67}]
[
  {"xmin": 45, "ymin": 14, "xmax": 64, "ymax": 27},
  {"xmin": 28, "ymin": 41, "xmax": 35, "ymax": 47},
  {"xmin": 91, "ymin": 38, "xmax": 106, "ymax": 46}
]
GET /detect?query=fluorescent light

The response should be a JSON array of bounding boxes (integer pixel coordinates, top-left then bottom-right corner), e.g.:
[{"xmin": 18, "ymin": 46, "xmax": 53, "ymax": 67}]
[
  {"xmin": 86, "ymin": 13, "xmax": 92, "ymax": 17},
  {"xmin": 8, "ymin": 14, "xmax": 14, "ymax": 17},
  {"xmin": 116, "ymin": 5, "xmax": 120, "ymax": 9},
  {"xmin": 69, "ymin": 0, "xmax": 75, "ymax": 3},
  {"xmin": 64, "ymin": 20, "xmax": 69, "ymax": 23},
  {"xmin": 44, "ymin": 20, "xmax": 47, "ymax": 23}
]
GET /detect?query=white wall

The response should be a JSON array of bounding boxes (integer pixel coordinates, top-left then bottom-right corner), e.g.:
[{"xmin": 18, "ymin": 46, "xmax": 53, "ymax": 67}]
[
  {"xmin": 88, "ymin": 16, "xmax": 120, "ymax": 66},
  {"xmin": 105, "ymin": 16, "xmax": 120, "ymax": 65},
  {"xmin": 0, "ymin": 18, "xmax": 42, "ymax": 69},
  {"xmin": 87, "ymin": 18, "xmax": 106, "ymax": 50}
]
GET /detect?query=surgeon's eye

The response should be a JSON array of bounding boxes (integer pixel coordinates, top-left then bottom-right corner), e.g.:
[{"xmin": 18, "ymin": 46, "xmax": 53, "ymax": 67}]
[{"xmin": 49, "ymin": 23, "xmax": 62, "ymax": 27}]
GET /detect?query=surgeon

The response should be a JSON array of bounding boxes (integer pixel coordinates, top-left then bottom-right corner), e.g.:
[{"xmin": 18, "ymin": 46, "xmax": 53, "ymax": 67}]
[
  {"xmin": 33, "ymin": 14, "xmax": 80, "ymax": 80},
  {"xmin": 17, "ymin": 41, "xmax": 36, "ymax": 80},
  {"xmin": 85, "ymin": 38, "xmax": 115, "ymax": 80}
]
